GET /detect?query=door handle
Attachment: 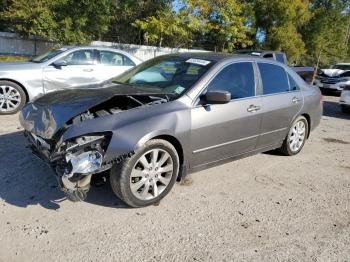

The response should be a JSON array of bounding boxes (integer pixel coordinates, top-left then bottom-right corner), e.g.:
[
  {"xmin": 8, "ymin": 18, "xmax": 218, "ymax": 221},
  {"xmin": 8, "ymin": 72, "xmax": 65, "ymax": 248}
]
[
  {"xmin": 247, "ymin": 105, "xmax": 261, "ymax": 113},
  {"xmin": 292, "ymin": 97, "xmax": 301, "ymax": 104},
  {"xmin": 83, "ymin": 69, "xmax": 94, "ymax": 72}
]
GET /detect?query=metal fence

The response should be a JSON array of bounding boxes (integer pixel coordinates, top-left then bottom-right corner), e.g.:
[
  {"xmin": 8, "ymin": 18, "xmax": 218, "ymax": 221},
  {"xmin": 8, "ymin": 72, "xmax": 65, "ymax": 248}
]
[{"xmin": 0, "ymin": 32, "xmax": 208, "ymax": 60}]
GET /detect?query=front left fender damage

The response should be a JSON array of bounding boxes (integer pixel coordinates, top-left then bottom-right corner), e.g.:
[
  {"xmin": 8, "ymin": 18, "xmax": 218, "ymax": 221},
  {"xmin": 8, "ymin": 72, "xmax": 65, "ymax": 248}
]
[{"xmin": 20, "ymin": 87, "xmax": 188, "ymax": 202}]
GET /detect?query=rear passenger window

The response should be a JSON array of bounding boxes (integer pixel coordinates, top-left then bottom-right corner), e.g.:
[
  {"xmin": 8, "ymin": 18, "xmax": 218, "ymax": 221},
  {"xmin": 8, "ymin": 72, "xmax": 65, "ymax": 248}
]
[
  {"xmin": 100, "ymin": 51, "xmax": 135, "ymax": 66},
  {"xmin": 207, "ymin": 62, "xmax": 255, "ymax": 99},
  {"xmin": 276, "ymin": 53, "xmax": 285, "ymax": 64},
  {"xmin": 288, "ymin": 74, "xmax": 300, "ymax": 91},
  {"xmin": 258, "ymin": 63, "xmax": 289, "ymax": 95}
]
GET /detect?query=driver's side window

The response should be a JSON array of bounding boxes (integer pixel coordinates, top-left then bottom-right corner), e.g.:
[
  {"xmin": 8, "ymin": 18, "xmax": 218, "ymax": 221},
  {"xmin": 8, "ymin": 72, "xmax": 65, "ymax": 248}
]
[
  {"xmin": 62, "ymin": 50, "xmax": 96, "ymax": 65},
  {"xmin": 207, "ymin": 62, "xmax": 255, "ymax": 99}
]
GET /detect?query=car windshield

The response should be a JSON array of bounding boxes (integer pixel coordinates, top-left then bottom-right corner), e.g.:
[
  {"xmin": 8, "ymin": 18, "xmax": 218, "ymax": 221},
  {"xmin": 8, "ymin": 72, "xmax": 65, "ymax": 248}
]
[
  {"xmin": 31, "ymin": 48, "xmax": 69, "ymax": 63},
  {"xmin": 113, "ymin": 56, "xmax": 215, "ymax": 98},
  {"xmin": 332, "ymin": 64, "xmax": 350, "ymax": 70}
]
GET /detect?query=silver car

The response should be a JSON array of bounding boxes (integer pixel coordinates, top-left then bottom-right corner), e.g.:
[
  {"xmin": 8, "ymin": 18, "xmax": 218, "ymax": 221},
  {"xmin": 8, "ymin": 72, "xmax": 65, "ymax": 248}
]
[
  {"xmin": 0, "ymin": 46, "xmax": 141, "ymax": 114},
  {"xmin": 20, "ymin": 53, "xmax": 322, "ymax": 207}
]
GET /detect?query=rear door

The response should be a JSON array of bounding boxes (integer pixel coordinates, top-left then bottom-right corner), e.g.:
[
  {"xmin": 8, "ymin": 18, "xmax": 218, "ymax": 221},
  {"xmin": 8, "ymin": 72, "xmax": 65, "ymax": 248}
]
[
  {"xmin": 43, "ymin": 49, "xmax": 99, "ymax": 92},
  {"xmin": 190, "ymin": 62, "xmax": 263, "ymax": 167},
  {"xmin": 256, "ymin": 62, "xmax": 303, "ymax": 149}
]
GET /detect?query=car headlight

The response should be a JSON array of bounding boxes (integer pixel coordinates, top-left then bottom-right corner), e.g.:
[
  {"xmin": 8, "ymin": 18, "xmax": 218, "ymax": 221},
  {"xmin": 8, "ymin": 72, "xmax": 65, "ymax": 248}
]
[
  {"xmin": 56, "ymin": 134, "xmax": 111, "ymax": 154},
  {"xmin": 66, "ymin": 151, "xmax": 103, "ymax": 175}
]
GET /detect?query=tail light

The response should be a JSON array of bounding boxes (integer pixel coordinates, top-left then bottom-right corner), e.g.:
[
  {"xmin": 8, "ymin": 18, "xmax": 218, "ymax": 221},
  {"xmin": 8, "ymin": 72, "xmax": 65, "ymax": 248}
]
[{"xmin": 320, "ymin": 95, "xmax": 323, "ymax": 104}]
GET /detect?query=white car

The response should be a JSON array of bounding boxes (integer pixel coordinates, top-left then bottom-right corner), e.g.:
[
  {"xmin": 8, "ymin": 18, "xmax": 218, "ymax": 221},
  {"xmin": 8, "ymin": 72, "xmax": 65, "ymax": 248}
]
[
  {"xmin": 0, "ymin": 46, "xmax": 142, "ymax": 114},
  {"xmin": 315, "ymin": 63, "xmax": 350, "ymax": 92},
  {"xmin": 340, "ymin": 86, "xmax": 350, "ymax": 113}
]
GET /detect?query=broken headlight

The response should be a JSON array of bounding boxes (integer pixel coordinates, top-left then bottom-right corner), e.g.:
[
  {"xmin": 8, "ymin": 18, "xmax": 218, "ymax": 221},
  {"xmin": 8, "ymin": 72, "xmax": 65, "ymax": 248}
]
[
  {"xmin": 66, "ymin": 151, "xmax": 103, "ymax": 175},
  {"xmin": 56, "ymin": 134, "xmax": 111, "ymax": 155},
  {"xmin": 55, "ymin": 133, "xmax": 111, "ymax": 176}
]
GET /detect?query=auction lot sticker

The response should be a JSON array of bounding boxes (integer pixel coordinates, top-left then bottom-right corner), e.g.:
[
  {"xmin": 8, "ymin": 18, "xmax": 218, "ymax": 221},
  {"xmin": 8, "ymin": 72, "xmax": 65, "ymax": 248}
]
[{"xmin": 186, "ymin": 58, "xmax": 211, "ymax": 66}]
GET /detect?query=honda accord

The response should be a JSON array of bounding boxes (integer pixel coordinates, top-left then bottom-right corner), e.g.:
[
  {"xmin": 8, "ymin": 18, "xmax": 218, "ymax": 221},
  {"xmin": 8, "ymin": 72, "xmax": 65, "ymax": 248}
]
[{"xmin": 20, "ymin": 53, "xmax": 322, "ymax": 207}]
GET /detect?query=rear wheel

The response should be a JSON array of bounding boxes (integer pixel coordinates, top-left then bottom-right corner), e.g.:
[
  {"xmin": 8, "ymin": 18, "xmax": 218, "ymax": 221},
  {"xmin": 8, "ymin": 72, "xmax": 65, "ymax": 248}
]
[
  {"xmin": 0, "ymin": 81, "xmax": 27, "ymax": 115},
  {"xmin": 279, "ymin": 116, "xmax": 309, "ymax": 156},
  {"xmin": 110, "ymin": 139, "xmax": 179, "ymax": 207}
]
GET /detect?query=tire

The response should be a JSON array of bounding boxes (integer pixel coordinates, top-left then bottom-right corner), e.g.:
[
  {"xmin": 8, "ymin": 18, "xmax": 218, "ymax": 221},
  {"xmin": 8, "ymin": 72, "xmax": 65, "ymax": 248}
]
[
  {"xmin": 341, "ymin": 106, "xmax": 350, "ymax": 114},
  {"xmin": 279, "ymin": 116, "xmax": 309, "ymax": 156},
  {"xmin": 0, "ymin": 80, "xmax": 27, "ymax": 115},
  {"xmin": 110, "ymin": 139, "xmax": 179, "ymax": 207}
]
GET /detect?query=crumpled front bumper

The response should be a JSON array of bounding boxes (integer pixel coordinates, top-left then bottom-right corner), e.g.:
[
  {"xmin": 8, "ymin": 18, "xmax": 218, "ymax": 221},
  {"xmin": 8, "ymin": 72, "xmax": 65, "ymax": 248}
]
[{"xmin": 24, "ymin": 131, "xmax": 112, "ymax": 201}]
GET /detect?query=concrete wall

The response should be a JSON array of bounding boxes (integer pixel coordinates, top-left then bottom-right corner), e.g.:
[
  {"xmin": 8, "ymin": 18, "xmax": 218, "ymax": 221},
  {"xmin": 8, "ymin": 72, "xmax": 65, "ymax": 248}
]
[
  {"xmin": 0, "ymin": 32, "xmax": 207, "ymax": 59},
  {"xmin": 91, "ymin": 41, "xmax": 208, "ymax": 61},
  {"xmin": 0, "ymin": 32, "xmax": 56, "ymax": 57}
]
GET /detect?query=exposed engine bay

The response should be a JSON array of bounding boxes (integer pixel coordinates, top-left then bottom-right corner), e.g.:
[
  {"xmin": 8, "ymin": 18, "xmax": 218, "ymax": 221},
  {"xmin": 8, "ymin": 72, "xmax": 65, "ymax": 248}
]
[
  {"xmin": 23, "ymin": 94, "xmax": 169, "ymax": 201},
  {"xmin": 70, "ymin": 95, "xmax": 169, "ymax": 124}
]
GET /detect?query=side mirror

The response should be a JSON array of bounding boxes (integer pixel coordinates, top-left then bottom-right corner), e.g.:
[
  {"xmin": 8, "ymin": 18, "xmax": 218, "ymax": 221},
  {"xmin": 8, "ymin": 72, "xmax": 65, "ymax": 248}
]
[
  {"xmin": 52, "ymin": 59, "xmax": 68, "ymax": 68},
  {"xmin": 204, "ymin": 90, "xmax": 231, "ymax": 104}
]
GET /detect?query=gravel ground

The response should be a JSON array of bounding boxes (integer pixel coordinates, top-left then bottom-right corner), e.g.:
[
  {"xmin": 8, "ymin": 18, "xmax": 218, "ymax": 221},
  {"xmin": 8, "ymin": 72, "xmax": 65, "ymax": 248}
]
[{"xmin": 0, "ymin": 95, "xmax": 349, "ymax": 262}]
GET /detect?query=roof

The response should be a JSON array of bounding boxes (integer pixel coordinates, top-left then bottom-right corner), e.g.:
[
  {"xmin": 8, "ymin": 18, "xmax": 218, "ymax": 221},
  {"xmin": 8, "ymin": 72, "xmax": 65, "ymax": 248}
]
[{"xmin": 157, "ymin": 52, "xmax": 258, "ymax": 63}]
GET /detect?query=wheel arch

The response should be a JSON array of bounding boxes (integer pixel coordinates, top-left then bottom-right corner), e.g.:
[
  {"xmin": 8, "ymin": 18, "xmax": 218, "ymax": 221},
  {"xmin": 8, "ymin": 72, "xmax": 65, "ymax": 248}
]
[
  {"xmin": 151, "ymin": 135, "xmax": 184, "ymax": 166},
  {"xmin": 0, "ymin": 78, "xmax": 29, "ymax": 103},
  {"xmin": 301, "ymin": 113, "xmax": 311, "ymax": 138}
]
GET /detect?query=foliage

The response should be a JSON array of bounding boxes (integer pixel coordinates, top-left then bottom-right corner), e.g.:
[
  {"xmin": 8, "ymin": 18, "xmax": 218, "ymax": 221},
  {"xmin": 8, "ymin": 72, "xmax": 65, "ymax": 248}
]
[
  {"xmin": 0, "ymin": 0, "xmax": 349, "ymax": 65},
  {"xmin": 106, "ymin": 0, "xmax": 171, "ymax": 44},
  {"xmin": 301, "ymin": 0, "xmax": 350, "ymax": 66},
  {"xmin": 132, "ymin": 0, "xmax": 253, "ymax": 51},
  {"xmin": 132, "ymin": 7, "xmax": 199, "ymax": 47},
  {"xmin": 0, "ymin": 0, "xmax": 111, "ymax": 44},
  {"xmin": 248, "ymin": 0, "xmax": 311, "ymax": 63}
]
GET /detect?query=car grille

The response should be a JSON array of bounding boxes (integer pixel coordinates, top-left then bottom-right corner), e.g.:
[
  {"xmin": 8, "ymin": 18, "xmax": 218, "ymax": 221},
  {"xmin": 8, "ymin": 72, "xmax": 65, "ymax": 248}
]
[{"xmin": 321, "ymin": 77, "xmax": 342, "ymax": 84}]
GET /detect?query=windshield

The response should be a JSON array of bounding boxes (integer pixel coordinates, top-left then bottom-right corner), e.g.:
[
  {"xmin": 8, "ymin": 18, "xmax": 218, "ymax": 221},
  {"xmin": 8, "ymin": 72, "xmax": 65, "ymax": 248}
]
[
  {"xmin": 31, "ymin": 48, "xmax": 69, "ymax": 63},
  {"xmin": 332, "ymin": 64, "xmax": 350, "ymax": 71},
  {"xmin": 113, "ymin": 56, "xmax": 215, "ymax": 98}
]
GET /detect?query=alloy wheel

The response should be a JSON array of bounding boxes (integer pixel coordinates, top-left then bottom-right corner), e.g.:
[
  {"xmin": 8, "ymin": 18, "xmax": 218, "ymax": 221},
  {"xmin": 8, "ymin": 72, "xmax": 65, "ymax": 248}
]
[
  {"xmin": 130, "ymin": 149, "xmax": 174, "ymax": 201},
  {"xmin": 0, "ymin": 85, "xmax": 22, "ymax": 112},
  {"xmin": 289, "ymin": 120, "xmax": 306, "ymax": 152}
]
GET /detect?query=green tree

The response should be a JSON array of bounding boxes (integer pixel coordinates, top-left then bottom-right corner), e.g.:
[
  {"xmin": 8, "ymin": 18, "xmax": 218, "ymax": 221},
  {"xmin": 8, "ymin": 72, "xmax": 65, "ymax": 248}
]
[
  {"xmin": 1, "ymin": 0, "xmax": 112, "ymax": 44},
  {"xmin": 1, "ymin": 0, "xmax": 58, "ymax": 40},
  {"xmin": 249, "ymin": 0, "xmax": 311, "ymax": 63},
  {"xmin": 183, "ymin": 0, "xmax": 253, "ymax": 51},
  {"xmin": 0, "ymin": 0, "xmax": 11, "ymax": 31},
  {"xmin": 301, "ymin": 0, "xmax": 350, "ymax": 66},
  {"xmin": 132, "ymin": 0, "xmax": 253, "ymax": 51},
  {"xmin": 106, "ymin": 0, "xmax": 171, "ymax": 44},
  {"xmin": 132, "ymin": 7, "xmax": 200, "ymax": 47}
]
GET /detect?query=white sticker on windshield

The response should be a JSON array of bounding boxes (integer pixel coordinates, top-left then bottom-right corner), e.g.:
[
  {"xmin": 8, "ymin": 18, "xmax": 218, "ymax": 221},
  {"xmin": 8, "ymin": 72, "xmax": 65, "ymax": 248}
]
[
  {"xmin": 174, "ymin": 86, "xmax": 185, "ymax": 94},
  {"xmin": 186, "ymin": 58, "xmax": 211, "ymax": 66}
]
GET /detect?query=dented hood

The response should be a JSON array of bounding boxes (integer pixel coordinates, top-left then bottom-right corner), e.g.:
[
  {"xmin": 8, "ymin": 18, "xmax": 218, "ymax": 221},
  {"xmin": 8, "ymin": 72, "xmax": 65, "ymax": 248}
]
[{"xmin": 19, "ymin": 83, "xmax": 165, "ymax": 139}]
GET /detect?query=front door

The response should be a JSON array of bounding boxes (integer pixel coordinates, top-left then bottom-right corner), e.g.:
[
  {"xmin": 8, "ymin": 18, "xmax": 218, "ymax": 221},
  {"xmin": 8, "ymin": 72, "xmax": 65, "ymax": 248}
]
[
  {"xmin": 190, "ymin": 62, "xmax": 263, "ymax": 168},
  {"xmin": 43, "ymin": 49, "xmax": 100, "ymax": 92}
]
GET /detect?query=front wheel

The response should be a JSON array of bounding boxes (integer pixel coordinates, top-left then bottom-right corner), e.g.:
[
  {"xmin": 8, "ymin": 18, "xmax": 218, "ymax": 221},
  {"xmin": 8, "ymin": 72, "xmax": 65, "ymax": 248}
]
[
  {"xmin": 110, "ymin": 139, "xmax": 179, "ymax": 207},
  {"xmin": 279, "ymin": 116, "xmax": 309, "ymax": 156}
]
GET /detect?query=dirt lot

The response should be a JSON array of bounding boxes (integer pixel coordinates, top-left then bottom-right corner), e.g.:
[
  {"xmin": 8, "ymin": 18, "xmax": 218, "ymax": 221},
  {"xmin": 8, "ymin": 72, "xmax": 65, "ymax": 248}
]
[{"xmin": 0, "ymin": 95, "xmax": 349, "ymax": 262}]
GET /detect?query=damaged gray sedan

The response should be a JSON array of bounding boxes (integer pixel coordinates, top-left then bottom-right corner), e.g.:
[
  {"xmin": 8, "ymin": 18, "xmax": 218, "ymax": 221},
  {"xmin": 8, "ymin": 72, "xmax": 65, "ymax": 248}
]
[{"xmin": 20, "ymin": 53, "xmax": 322, "ymax": 207}]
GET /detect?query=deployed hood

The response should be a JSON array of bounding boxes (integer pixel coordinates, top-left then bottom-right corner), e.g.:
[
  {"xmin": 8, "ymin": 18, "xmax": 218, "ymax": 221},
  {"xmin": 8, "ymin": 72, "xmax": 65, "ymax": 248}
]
[{"xmin": 19, "ymin": 84, "xmax": 169, "ymax": 139}]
